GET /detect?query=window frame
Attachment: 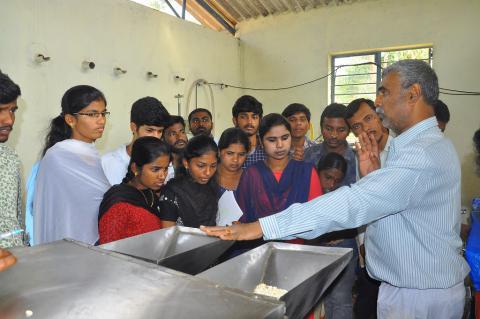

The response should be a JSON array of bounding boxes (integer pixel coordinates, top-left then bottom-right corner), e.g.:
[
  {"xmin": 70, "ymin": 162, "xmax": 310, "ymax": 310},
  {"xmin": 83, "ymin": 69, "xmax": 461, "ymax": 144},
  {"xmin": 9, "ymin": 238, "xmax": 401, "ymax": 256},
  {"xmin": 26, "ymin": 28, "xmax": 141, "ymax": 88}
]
[{"xmin": 330, "ymin": 47, "xmax": 433, "ymax": 104}]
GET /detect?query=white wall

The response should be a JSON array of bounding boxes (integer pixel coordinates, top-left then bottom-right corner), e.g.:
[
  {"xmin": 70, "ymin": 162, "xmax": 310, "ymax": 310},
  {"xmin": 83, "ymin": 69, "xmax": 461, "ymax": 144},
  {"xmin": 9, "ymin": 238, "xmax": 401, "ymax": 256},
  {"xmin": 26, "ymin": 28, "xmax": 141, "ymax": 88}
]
[
  {"xmin": 2, "ymin": 0, "xmax": 479, "ymax": 209},
  {"xmin": 236, "ymin": 0, "xmax": 480, "ymax": 207},
  {"xmin": 1, "ymin": 0, "xmax": 241, "ymax": 179}
]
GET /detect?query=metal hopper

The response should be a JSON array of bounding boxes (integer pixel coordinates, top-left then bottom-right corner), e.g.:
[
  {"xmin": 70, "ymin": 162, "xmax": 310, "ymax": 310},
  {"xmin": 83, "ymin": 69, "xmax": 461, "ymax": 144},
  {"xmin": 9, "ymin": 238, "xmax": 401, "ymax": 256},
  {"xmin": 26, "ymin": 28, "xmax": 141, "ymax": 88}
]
[
  {"xmin": 197, "ymin": 242, "xmax": 352, "ymax": 319},
  {"xmin": 0, "ymin": 239, "xmax": 285, "ymax": 319},
  {"xmin": 98, "ymin": 226, "xmax": 234, "ymax": 274}
]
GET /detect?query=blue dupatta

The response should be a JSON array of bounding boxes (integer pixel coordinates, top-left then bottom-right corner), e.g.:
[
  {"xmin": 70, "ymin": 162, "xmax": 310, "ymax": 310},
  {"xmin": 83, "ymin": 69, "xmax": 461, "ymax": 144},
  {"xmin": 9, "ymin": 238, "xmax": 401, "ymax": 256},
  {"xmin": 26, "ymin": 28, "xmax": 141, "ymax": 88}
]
[{"xmin": 235, "ymin": 160, "xmax": 313, "ymax": 223}]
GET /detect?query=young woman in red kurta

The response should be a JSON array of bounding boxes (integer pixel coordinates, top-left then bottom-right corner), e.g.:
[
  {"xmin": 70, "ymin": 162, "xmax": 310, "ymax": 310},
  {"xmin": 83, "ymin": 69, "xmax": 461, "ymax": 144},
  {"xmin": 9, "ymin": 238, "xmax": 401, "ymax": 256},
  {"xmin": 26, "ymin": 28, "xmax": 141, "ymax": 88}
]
[{"xmin": 98, "ymin": 137, "xmax": 171, "ymax": 244}]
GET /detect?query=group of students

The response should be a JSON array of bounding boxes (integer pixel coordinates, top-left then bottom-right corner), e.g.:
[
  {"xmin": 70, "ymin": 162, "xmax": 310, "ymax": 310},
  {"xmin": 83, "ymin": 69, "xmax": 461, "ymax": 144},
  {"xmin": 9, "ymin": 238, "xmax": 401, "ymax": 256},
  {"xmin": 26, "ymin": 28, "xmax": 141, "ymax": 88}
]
[{"xmin": 0, "ymin": 63, "xmax": 455, "ymax": 319}]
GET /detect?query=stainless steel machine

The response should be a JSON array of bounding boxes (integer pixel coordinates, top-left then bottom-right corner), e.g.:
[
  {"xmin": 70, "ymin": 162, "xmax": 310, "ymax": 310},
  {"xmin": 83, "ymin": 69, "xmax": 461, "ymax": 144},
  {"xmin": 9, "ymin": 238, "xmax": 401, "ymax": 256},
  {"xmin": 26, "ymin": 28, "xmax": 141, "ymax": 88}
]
[
  {"xmin": 197, "ymin": 242, "xmax": 353, "ymax": 319},
  {"xmin": 0, "ymin": 239, "xmax": 285, "ymax": 319},
  {"xmin": 99, "ymin": 226, "xmax": 234, "ymax": 274},
  {"xmin": 1, "ymin": 228, "xmax": 352, "ymax": 318}
]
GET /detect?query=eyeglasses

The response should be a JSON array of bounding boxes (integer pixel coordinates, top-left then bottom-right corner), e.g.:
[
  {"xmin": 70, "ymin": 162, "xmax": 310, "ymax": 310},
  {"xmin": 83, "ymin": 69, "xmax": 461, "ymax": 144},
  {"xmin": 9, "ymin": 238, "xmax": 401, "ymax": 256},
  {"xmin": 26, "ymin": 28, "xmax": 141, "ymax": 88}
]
[{"xmin": 73, "ymin": 111, "xmax": 110, "ymax": 119}]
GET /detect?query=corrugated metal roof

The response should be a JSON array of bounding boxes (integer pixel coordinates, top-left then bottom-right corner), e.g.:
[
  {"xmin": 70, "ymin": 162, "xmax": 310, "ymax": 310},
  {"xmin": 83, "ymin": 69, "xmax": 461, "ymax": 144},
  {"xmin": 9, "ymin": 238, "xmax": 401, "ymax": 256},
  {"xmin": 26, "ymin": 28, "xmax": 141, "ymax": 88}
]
[{"xmin": 175, "ymin": 0, "xmax": 358, "ymax": 34}]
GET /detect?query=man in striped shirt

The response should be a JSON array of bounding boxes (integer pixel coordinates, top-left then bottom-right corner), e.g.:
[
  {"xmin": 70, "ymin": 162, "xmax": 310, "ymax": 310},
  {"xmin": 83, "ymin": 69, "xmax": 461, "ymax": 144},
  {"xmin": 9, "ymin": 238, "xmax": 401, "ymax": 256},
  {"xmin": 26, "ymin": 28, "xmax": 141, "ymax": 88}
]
[{"xmin": 203, "ymin": 60, "xmax": 470, "ymax": 319}]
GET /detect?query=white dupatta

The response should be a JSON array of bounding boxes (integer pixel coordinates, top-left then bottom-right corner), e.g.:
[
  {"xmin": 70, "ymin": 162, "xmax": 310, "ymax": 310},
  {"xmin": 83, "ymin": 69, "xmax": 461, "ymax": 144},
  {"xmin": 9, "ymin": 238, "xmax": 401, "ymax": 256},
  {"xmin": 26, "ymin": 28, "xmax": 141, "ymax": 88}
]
[{"xmin": 34, "ymin": 139, "xmax": 110, "ymax": 245}]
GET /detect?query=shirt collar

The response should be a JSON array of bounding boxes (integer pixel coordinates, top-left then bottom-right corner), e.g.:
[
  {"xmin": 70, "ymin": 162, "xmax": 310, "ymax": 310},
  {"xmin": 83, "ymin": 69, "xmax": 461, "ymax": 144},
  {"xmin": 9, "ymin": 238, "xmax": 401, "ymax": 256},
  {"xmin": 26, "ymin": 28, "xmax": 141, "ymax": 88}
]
[
  {"xmin": 391, "ymin": 117, "xmax": 439, "ymax": 150},
  {"xmin": 248, "ymin": 138, "xmax": 263, "ymax": 155},
  {"xmin": 383, "ymin": 133, "xmax": 393, "ymax": 153}
]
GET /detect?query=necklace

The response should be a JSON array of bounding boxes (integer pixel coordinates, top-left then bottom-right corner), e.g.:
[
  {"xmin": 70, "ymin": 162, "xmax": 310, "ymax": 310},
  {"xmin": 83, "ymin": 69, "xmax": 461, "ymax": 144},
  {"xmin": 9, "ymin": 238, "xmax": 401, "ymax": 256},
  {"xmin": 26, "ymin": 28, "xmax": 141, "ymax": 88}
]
[
  {"xmin": 137, "ymin": 188, "xmax": 154, "ymax": 208},
  {"xmin": 128, "ymin": 181, "xmax": 155, "ymax": 208}
]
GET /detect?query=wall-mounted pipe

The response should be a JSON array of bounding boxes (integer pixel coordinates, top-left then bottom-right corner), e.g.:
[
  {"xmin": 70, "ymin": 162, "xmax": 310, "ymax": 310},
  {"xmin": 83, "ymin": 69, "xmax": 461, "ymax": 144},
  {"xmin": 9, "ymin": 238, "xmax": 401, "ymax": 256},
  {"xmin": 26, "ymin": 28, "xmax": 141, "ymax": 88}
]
[
  {"xmin": 185, "ymin": 79, "xmax": 215, "ymax": 136},
  {"xmin": 174, "ymin": 94, "xmax": 184, "ymax": 116}
]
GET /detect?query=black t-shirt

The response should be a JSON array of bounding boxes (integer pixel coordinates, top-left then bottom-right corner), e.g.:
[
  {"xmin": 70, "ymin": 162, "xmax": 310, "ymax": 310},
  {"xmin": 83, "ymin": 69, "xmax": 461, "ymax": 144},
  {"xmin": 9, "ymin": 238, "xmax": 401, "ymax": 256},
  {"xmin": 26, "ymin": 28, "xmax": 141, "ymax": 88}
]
[{"xmin": 158, "ymin": 176, "xmax": 218, "ymax": 228}]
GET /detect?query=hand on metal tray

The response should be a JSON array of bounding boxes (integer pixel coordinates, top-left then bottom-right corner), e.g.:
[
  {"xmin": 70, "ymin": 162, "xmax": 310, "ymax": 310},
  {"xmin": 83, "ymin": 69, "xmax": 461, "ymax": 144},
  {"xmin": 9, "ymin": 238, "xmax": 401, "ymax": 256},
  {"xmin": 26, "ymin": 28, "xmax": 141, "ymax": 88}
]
[
  {"xmin": 0, "ymin": 248, "xmax": 16, "ymax": 272},
  {"xmin": 200, "ymin": 221, "xmax": 264, "ymax": 241}
]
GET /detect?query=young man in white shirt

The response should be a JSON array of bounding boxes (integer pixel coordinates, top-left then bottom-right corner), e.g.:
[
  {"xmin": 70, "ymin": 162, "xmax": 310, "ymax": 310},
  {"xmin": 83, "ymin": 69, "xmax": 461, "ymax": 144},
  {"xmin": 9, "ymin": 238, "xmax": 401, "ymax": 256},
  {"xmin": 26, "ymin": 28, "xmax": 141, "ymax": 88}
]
[{"xmin": 101, "ymin": 97, "xmax": 169, "ymax": 185}]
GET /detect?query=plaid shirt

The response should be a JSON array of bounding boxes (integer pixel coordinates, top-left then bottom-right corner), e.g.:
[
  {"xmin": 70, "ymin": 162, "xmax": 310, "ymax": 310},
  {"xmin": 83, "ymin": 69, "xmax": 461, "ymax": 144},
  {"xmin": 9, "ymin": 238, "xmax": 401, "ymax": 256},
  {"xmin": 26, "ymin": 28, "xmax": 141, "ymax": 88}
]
[
  {"xmin": 289, "ymin": 136, "xmax": 317, "ymax": 159},
  {"xmin": 243, "ymin": 144, "xmax": 266, "ymax": 169}
]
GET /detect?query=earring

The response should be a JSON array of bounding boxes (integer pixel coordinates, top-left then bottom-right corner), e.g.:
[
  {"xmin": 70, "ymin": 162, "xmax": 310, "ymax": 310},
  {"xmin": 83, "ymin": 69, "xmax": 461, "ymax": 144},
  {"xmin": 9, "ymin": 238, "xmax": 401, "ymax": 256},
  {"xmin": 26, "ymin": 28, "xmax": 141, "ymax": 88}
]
[{"xmin": 134, "ymin": 171, "xmax": 138, "ymax": 176}]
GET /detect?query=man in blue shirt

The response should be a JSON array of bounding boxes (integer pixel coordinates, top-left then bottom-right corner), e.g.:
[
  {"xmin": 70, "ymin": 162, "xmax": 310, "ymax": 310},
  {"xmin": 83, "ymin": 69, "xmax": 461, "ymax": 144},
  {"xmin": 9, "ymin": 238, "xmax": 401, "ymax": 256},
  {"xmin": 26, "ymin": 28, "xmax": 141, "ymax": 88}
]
[
  {"xmin": 203, "ymin": 60, "xmax": 469, "ymax": 319},
  {"xmin": 304, "ymin": 103, "xmax": 356, "ymax": 187}
]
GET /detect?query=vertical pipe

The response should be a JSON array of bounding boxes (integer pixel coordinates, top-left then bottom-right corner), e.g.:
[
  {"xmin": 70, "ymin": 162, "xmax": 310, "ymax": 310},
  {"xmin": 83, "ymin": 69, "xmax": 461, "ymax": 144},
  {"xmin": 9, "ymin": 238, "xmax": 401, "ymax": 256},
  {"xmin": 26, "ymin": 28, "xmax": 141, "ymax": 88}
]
[{"xmin": 182, "ymin": 0, "xmax": 187, "ymax": 19}]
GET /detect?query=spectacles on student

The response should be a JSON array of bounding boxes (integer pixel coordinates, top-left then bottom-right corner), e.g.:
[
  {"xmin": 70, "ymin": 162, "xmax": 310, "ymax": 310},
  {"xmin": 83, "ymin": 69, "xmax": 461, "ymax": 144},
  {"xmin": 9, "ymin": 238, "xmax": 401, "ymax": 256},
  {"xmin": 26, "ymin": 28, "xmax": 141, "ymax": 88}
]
[{"xmin": 73, "ymin": 111, "xmax": 111, "ymax": 119}]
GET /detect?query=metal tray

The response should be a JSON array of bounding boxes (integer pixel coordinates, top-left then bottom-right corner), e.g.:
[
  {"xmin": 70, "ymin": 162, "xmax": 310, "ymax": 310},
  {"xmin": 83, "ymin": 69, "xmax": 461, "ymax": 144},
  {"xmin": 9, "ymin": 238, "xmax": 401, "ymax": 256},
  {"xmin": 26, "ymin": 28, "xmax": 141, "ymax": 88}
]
[
  {"xmin": 0, "ymin": 240, "xmax": 285, "ymax": 319},
  {"xmin": 99, "ymin": 226, "xmax": 234, "ymax": 275},
  {"xmin": 197, "ymin": 242, "xmax": 352, "ymax": 319}
]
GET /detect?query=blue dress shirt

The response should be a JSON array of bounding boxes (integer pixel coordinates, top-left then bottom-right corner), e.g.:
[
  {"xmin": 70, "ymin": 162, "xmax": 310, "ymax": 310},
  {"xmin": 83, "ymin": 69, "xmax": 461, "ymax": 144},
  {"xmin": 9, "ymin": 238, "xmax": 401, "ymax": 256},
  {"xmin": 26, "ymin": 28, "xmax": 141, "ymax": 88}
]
[{"xmin": 260, "ymin": 117, "xmax": 470, "ymax": 289}]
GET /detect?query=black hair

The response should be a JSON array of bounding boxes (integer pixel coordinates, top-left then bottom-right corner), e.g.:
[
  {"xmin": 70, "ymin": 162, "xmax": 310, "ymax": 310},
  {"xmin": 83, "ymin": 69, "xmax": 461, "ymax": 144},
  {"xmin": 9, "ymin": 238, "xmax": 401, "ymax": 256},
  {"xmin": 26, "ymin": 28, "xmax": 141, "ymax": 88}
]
[
  {"xmin": 218, "ymin": 127, "xmax": 250, "ymax": 153},
  {"xmin": 474, "ymin": 129, "xmax": 480, "ymax": 175},
  {"xmin": 281, "ymin": 103, "xmax": 311, "ymax": 122},
  {"xmin": 232, "ymin": 95, "xmax": 263, "ymax": 118},
  {"xmin": 188, "ymin": 108, "xmax": 212, "ymax": 123},
  {"xmin": 259, "ymin": 113, "xmax": 292, "ymax": 140},
  {"xmin": 320, "ymin": 103, "xmax": 347, "ymax": 128},
  {"xmin": 130, "ymin": 96, "xmax": 169, "ymax": 128},
  {"xmin": 345, "ymin": 98, "xmax": 375, "ymax": 121},
  {"xmin": 0, "ymin": 71, "xmax": 21, "ymax": 104},
  {"xmin": 176, "ymin": 135, "xmax": 218, "ymax": 178},
  {"xmin": 42, "ymin": 85, "xmax": 106, "ymax": 156},
  {"xmin": 164, "ymin": 115, "xmax": 186, "ymax": 131},
  {"xmin": 122, "ymin": 136, "xmax": 172, "ymax": 184},
  {"xmin": 317, "ymin": 152, "xmax": 347, "ymax": 176},
  {"xmin": 433, "ymin": 99, "xmax": 450, "ymax": 123}
]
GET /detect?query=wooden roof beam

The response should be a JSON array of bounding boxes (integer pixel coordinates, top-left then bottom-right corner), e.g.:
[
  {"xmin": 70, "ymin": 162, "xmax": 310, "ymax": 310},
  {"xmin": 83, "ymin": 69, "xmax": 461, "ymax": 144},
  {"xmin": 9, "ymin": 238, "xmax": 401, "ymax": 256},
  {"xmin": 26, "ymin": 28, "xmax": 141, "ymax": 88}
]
[{"xmin": 209, "ymin": 0, "xmax": 238, "ymax": 25}]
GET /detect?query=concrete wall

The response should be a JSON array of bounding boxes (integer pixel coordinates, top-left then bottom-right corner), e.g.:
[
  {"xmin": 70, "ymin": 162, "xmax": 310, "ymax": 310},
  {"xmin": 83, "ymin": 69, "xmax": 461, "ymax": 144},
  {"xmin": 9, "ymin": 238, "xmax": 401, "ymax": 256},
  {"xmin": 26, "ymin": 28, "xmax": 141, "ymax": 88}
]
[
  {"xmin": 236, "ymin": 0, "xmax": 480, "ymax": 208},
  {"xmin": 2, "ymin": 0, "xmax": 479, "ymax": 209},
  {"xmin": 1, "ymin": 0, "xmax": 241, "ymax": 179}
]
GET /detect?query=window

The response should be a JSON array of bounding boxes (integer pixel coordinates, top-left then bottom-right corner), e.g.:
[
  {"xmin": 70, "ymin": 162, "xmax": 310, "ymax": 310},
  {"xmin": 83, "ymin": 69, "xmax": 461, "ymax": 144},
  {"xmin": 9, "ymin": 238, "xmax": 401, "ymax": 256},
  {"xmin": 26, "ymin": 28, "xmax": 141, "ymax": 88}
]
[
  {"xmin": 129, "ymin": 0, "xmax": 201, "ymax": 25},
  {"xmin": 331, "ymin": 47, "xmax": 433, "ymax": 104}
]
